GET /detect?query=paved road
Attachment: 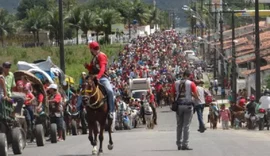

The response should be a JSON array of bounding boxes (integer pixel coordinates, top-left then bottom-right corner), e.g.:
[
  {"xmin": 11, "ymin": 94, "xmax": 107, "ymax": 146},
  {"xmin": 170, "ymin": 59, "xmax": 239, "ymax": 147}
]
[{"xmin": 9, "ymin": 107, "xmax": 270, "ymax": 156}]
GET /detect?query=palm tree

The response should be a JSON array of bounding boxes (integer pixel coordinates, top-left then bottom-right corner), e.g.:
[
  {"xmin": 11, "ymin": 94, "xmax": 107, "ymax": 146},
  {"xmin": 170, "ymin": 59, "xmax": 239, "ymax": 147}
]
[
  {"xmin": 0, "ymin": 9, "xmax": 15, "ymax": 47},
  {"xmin": 148, "ymin": 6, "xmax": 160, "ymax": 34},
  {"xmin": 47, "ymin": 8, "xmax": 60, "ymax": 45},
  {"xmin": 22, "ymin": 6, "xmax": 47, "ymax": 45},
  {"xmin": 67, "ymin": 6, "xmax": 82, "ymax": 45},
  {"xmin": 99, "ymin": 8, "xmax": 122, "ymax": 43},
  {"xmin": 131, "ymin": 0, "xmax": 151, "ymax": 26},
  {"xmin": 80, "ymin": 9, "xmax": 97, "ymax": 44},
  {"xmin": 92, "ymin": 17, "xmax": 104, "ymax": 42}
]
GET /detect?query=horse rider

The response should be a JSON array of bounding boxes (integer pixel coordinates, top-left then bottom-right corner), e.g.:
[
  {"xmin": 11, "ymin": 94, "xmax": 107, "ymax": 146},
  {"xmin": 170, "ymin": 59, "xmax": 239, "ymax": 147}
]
[{"xmin": 84, "ymin": 41, "xmax": 115, "ymax": 119}]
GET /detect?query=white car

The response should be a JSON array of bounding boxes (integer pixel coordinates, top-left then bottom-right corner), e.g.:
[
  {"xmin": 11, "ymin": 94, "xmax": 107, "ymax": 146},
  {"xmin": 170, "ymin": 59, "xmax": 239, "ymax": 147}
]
[{"xmin": 183, "ymin": 50, "xmax": 196, "ymax": 56}]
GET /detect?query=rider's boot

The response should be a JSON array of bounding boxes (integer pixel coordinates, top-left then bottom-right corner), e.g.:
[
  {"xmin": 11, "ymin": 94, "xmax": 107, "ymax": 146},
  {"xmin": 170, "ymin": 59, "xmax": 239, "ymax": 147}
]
[{"xmin": 108, "ymin": 112, "xmax": 114, "ymax": 120}]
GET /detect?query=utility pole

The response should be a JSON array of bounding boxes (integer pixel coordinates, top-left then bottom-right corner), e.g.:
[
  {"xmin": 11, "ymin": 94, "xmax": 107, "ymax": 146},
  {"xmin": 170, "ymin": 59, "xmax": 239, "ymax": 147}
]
[
  {"xmin": 59, "ymin": 0, "xmax": 65, "ymax": 73},
  {"xmin": 220, "ymin": 11, "xmax": 225, "ymax": 96},
  {"xmin": 231, "ymin": 12, "xmax": 236, "ymax": 103},
  {"xmin": 207, "ymin": 0, "xmax": 211, "ymax": 62},
  {"xmin": 214, "ymin": 4, "xmax": 217, "ymax": 79},
  {"xmin": 255, "ymin": 0, "xmax": 261, "ymax": 101},
  {"xmin": 200, "ymin": 0, "xmax": 205, "ymax": 61}
]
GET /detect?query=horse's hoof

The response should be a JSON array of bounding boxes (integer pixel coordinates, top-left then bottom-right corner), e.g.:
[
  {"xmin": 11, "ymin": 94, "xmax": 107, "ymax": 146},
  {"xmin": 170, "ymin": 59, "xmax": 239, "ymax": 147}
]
[
  {"xmin": 108, "ymin": 144, "xmax": 114, "ymax": 150},
  {"xmin": 92, "ymin": 151, "xmax": 98, "ymax": 155},
  {"xmin": 98, "ymin": 151, "xmax": 103, "ymax": 155}
]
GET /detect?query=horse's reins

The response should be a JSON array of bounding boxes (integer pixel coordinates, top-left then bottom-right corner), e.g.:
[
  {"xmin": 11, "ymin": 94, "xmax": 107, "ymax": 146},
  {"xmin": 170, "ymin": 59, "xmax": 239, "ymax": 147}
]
[{"xmin": 82, "ymin": 85, "xmax": 105, "ymax": 109}]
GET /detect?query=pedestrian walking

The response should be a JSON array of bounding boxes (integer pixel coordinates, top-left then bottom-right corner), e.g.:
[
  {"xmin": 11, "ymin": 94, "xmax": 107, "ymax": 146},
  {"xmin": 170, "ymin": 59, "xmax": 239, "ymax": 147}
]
[
  {"xmin": 171, "ymin": 70, "xmax": 200, "ymax": 150},
  {"xmin": 194, "ymin": 80, "xmax": 206, "ymax": 133}
]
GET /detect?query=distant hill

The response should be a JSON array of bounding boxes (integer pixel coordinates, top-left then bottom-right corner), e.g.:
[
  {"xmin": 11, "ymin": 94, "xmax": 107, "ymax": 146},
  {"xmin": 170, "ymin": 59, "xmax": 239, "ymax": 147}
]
[
  {"xmin": 0, "ymin": 0, "xmax": 189, "ymax": 27},
  {"xmin": 0, "ymin": 0, "xmax": 20, "ymax": 12}
]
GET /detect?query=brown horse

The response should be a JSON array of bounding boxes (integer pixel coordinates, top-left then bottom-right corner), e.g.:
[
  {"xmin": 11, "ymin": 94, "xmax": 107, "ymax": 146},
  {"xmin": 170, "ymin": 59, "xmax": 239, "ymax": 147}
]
[{"xmin": 81, "ymin": 76, "xmax": 113, "ymax": 155}]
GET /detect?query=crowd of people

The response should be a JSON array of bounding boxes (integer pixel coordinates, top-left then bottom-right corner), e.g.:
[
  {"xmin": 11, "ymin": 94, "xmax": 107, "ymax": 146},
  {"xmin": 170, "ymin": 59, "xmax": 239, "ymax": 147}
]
[{"xmin": 0, "ymin": 29, "xmax": 209, "ymax": 149}]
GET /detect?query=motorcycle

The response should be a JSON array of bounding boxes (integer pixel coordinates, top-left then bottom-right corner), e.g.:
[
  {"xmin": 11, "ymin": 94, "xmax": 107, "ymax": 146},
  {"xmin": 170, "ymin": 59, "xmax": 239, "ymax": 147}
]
[
  {"xmin": 257, "ymin": 108, "xmax": 266, "ymax": 130},
  {"xmin": 245, "ymin": 112, "xmax": 257, "ymax": 130},
  {"xmin": 257, "ymin": 108, "xmax": 270, "ymax": 130}
]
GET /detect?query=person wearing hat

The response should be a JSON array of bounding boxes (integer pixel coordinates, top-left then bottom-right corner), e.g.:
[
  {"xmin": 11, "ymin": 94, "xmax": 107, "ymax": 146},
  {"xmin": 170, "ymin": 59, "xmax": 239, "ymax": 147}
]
[
  {"xmin": 47, "ymin": 83, "xmax": 64, "ymax": 141},
  {"xmin": 2, "ymin": 62, "xmax": 25, "ymax": 117},
  {"xmin": 84, "ymin": 41, "xmax": 115, "ymax": 119},
  {"xmin": 194, "ymin": 80, "xmax": 207, "ymax": 133}
]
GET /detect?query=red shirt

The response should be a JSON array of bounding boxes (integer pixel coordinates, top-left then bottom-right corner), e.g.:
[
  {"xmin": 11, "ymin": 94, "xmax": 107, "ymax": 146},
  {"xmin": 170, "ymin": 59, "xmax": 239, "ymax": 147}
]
[
  {"xmin": 171, "ymin": 80, "xmax": 197, "ymax": 95},
  {"xmin": 25, "ymin": 92, "xmax": 34, "ymax": 106},
  {"xmin": 38, "ymin": 94, "xmax": 44, "ymax": 103},
  {"xmin": 156, "ymin": 84, "xmax": 162, "ymax": 93},
  {"xmin": 149, "ymin": 94, "xmax": 156, "ymax": 107},
  {"xmin": 86, "ymin": 52, "xmax": 107, "ymax": 79},
  {"xmin": 51, "ymin": 93, "xmax": 62, "ymax": 104}
]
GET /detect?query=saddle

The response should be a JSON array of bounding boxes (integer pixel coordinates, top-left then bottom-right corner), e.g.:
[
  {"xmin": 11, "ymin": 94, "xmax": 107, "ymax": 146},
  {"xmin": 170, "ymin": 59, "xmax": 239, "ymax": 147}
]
[{"xmin": 97, "ymin": 82, "xmax": 107, "ymax": 98}]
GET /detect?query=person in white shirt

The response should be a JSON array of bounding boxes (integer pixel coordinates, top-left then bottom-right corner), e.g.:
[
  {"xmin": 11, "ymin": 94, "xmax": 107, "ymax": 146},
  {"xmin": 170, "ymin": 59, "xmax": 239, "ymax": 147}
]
[
  {"xmin": 259, "ymin": 89, "xmax": 270, "ymax": 110},
  {"xmin": 194, "ymin": 80, "xmax": 207, "ymax": 133}
]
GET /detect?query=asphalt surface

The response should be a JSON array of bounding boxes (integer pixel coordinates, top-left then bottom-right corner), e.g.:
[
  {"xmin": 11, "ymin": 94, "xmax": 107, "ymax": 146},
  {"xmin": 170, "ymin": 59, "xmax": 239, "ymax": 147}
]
[{"xmin": 8, "ymin": 106, "xmax": 270, "ymax": 156}]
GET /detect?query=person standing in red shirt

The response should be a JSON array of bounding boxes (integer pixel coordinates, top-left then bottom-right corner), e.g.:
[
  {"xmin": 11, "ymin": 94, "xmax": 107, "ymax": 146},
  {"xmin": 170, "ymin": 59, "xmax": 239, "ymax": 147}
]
[
  {"xmin": 24, "ymin": 88, "xmax": 35, "ymax": 121},
  {"xmin": 47, "ymin": 84, "xmax": 64, "ymax": 141},
  {"xmin": 147, "ymin": 90, "xmax": 157, "ymax": 125}
]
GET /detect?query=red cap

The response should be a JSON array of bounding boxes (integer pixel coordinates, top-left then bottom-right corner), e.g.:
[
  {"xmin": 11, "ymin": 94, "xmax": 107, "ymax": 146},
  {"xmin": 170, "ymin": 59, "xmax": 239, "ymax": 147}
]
[{"xmin": 89, "ymin": 41, "xmax": 99, "ymax": 49}]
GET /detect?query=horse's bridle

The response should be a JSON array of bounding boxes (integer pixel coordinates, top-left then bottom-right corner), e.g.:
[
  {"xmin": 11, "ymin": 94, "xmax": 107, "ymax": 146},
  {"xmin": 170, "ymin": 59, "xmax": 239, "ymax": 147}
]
[{"xmin": 82, "ymin": 85, "xmax": 106, "ymax": 109}]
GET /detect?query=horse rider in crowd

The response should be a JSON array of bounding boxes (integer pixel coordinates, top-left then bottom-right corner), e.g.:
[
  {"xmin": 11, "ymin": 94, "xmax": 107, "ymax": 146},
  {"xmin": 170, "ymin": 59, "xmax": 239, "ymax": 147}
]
[{"xmin": 84, "ymin": 41, "xmax": 115, "ymax": 119}]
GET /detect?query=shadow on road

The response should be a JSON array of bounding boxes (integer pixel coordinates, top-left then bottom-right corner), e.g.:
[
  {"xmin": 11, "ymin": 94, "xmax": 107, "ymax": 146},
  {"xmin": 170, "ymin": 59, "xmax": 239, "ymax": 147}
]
[
  {"xmin": 59, "ymin": 155, "xmax": 90, "ymax": 156},
  {"xmin": 159, "ymin": 110, "xmax": 172, "ymax": 113},
  {"xmin": 143, "ymin": 149, "xmax": 177, "ymax": 152}
]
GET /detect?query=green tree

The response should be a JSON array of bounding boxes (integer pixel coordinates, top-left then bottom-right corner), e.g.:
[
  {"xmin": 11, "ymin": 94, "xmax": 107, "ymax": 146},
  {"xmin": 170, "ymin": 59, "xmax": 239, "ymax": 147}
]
[
  {"xmin": 0, "ymin": 9, "xmax": 15, "ymax": 46},
  {"xmin": 47, "ymin": 8, "xmax": 60, "ymax": 44},
  {"xmin": 67, "ymin": 6, "xmax": 82, "ymax": 45},
  {"xmin": 131, "ymin": 0, "xmax": 151, "ymax": 26},
  {"xmin": 148, "ymin": 6, "xmax": 160, "ymax": 33},
  {"xmin": 63, "ymin": 0, "xmax": 78, "ymax": 12},
  {"xmin": 17, "ymin": 0, "xmax": 50, "ymax": 20},
  {"xmin": 80, "ymin": 10, "xmax": 97, "ymax": 44},
  {"xmin": 99, "ymin": 8, "xmax": 122, "ymax": 43},
  {"xmin": 92, "ymin": 16, "xmax": 104, "ymax": 42},
  {"xmin": 22, "ymin": 6, "xmax": 48, "ymax": 44}
]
